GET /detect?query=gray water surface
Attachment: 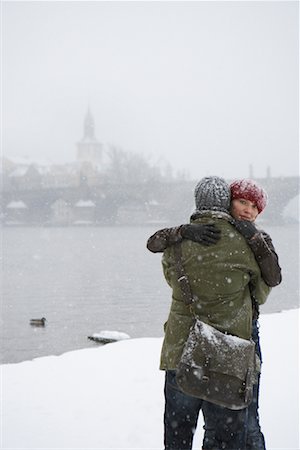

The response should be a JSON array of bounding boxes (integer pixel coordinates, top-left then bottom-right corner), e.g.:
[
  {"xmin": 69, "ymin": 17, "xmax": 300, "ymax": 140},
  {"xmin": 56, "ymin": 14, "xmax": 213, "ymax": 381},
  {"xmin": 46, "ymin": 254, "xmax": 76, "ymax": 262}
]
[{"xmin": 1, "ymin": 224, "xmax": 299, "ymax": 364}]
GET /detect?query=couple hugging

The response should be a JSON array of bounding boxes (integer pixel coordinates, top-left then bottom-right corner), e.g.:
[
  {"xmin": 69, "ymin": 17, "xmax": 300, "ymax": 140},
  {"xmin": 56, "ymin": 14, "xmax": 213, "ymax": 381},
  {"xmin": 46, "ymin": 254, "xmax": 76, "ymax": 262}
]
[{"xmin": 147, "ymin": 176, "xmax": 281, "ymax": 450}]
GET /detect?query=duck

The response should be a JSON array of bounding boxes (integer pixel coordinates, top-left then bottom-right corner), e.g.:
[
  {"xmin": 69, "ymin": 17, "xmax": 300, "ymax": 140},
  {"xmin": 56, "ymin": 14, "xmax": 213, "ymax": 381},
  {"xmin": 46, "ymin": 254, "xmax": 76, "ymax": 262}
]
[{"xmin": 30, "ymin": 317, "xmax": 47, "ymax": 327}]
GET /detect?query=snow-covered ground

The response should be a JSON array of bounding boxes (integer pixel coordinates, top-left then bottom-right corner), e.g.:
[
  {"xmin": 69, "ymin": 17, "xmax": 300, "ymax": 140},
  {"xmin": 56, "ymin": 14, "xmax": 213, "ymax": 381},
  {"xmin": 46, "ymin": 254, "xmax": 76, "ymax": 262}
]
[{"xmin": 1, "ymin": 309, "xmax": 299, "ymax": 450}]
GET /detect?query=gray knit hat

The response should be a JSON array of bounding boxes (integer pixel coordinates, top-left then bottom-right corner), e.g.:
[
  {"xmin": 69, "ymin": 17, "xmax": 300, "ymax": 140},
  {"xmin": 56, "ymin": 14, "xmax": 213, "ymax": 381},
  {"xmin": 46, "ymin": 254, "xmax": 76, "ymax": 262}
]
[{"xmin": 194, "ymin": 176, "xmax": 231, "ymax": 213}]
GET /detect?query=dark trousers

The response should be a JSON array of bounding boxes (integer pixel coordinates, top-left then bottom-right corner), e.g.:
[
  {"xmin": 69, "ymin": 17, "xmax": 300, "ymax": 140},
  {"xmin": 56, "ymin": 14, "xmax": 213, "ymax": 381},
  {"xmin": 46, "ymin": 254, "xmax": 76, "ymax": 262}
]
[
  {"xmin": 202, "ymin": 377, "xmax": 265, "ymax": 450},
  {"xmin": 201, "ymin": 401, "xmax": 248, "ymax": 450},
  {"xmin": 164, "ymin": 370, "xmax": 247, "ymax": 450},
  {"xmin": 246, "ymin": 320, "xmax": 266, "ymax": 450}
]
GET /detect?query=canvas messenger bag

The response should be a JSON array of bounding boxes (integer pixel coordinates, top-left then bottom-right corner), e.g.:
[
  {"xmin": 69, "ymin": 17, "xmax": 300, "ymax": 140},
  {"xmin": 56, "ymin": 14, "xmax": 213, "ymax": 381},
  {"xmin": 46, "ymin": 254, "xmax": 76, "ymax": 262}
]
[{"xmin": 173, "ymin": 244, "xmax": 258, "ymax": 410}]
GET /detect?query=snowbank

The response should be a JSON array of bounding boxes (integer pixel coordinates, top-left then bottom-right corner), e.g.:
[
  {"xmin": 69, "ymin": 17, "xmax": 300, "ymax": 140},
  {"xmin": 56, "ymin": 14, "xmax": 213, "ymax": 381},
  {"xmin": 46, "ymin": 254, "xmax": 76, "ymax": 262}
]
[{"xmin": 1, "ymin": 309, "xmax": 299, "ymax": 449}]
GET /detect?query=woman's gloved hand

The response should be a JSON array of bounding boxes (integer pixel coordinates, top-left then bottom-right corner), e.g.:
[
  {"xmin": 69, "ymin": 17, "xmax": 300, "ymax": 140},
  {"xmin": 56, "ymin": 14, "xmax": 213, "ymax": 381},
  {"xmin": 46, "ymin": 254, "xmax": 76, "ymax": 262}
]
[
  {"xmin": 233, "ymin": 220, "xmax": 258, "ymax": 240},
  {"xmin": 181, "ymin": 223, "xmax": 221, "ymax": 246}
]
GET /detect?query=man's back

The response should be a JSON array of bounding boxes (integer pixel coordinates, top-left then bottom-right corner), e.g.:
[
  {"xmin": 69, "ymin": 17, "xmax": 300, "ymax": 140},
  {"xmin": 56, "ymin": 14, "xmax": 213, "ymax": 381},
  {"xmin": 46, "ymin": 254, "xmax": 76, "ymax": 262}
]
[{"xmin": 160, "ymin": 211, "xmax": 270, "ymax": 370}]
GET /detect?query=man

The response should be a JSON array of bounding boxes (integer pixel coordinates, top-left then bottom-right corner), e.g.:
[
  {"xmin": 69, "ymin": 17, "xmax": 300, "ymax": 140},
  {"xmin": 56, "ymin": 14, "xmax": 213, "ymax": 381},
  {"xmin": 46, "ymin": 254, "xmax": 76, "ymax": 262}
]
[
  {"xmin": 147, "ymin": 178, "xmax": 281, "ymax": 450},
  {"xmin": 149, "ymin": 176, "xmax": 271, "ymax": 450}
]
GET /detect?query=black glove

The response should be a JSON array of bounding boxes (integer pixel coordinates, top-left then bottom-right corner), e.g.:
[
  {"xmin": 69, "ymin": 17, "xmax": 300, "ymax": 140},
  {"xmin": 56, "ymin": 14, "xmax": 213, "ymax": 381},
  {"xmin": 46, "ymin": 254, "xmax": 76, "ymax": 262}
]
[
  {"xmin": 233, "ymin": 220, "xmax": 258, "ymax": 240},
  {"xmin": 181, "ymin": 223, "xmax": 221, "ymax": 246}
]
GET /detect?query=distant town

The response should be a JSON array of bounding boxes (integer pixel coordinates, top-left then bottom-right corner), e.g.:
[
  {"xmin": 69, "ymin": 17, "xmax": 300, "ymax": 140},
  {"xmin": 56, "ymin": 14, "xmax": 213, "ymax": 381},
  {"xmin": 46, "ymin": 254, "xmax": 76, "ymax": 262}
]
[
  {"xmin": 1, "ymin": 109, "xmax": 191, "ymax": 226},
  {"xmin": 1, "ymin": 110, "xmax": 299, "ymax": 227}
]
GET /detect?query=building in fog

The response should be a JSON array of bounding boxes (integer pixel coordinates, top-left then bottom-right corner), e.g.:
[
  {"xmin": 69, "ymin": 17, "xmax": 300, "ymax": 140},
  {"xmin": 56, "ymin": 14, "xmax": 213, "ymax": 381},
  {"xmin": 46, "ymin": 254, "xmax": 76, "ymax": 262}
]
[{"xmin": 76, "ymin": 108, "xmax": 103, "ymax": 166}]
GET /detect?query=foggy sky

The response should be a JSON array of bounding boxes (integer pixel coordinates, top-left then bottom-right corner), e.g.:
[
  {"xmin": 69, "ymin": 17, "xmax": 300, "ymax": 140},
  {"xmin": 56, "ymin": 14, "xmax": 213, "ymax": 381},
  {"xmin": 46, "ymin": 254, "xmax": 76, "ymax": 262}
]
[{"xmin": 2, "ymin": 1, "xmax": 299, "ymax": 180}]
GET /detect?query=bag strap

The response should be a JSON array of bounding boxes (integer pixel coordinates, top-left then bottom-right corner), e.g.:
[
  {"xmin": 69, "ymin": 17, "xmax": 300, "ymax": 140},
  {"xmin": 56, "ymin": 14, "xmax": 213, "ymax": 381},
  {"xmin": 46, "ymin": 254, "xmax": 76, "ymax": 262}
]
[{"xmin": 173, "ymin": 244, "xmax": 194, "ymax": 306}]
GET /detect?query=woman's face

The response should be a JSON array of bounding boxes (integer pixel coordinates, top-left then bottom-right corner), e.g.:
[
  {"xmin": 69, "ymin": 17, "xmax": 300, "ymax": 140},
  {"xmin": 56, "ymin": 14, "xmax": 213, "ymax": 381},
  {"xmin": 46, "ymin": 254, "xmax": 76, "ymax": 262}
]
[{"xmin": 231, "ymin": 198, "xmax": 259, "ymax": 222}]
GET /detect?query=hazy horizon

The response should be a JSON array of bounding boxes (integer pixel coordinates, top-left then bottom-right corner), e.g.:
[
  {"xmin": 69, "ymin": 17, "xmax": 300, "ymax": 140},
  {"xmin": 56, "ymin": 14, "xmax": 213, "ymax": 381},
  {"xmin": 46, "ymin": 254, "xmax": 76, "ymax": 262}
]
[{"xmin": 2, "ymin": 1, "xmax": 299, "ymax": 180}]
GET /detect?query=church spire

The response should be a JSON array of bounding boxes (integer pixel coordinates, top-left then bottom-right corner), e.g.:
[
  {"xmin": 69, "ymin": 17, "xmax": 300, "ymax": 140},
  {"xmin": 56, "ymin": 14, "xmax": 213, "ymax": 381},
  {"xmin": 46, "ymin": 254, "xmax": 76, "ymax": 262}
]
[
  {"xmin": 77, "ymin": 108, "xmax": 103, "ymax": 165},
  {"xmin": 83, "ymin": 107, "xmax": 95, "ymax": 140}
]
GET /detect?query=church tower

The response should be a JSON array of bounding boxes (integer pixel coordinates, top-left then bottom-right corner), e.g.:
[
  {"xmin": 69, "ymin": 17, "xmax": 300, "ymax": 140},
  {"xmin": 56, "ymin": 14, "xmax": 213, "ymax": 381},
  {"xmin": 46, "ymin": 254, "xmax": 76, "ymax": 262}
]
[{"xmin": 77, "ymin": 108, "xmax": 102, "ymax": 165}]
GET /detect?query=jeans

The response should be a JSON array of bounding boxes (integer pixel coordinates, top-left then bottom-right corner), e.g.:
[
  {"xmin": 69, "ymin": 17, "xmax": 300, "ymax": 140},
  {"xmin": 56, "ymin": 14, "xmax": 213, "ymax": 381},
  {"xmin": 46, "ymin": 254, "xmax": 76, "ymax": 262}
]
[
  {"xmin": 246, "ymin": 320, "xmax": 266, "ymax": 450},
  {"xmin": 201, "ymin": 401, "xmax": 248, "ymax": 450},
  {"xmin": 164, "ymin": 370, "xmax": 247, "ymax": 450}
]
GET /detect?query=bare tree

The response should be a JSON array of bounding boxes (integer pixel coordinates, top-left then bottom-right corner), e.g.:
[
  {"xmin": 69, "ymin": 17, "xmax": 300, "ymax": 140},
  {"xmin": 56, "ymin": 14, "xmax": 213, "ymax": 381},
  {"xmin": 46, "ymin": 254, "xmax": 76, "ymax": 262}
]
[{"xmin": 104, "ymin": 145, "xmax": 163, "ymax": 184}]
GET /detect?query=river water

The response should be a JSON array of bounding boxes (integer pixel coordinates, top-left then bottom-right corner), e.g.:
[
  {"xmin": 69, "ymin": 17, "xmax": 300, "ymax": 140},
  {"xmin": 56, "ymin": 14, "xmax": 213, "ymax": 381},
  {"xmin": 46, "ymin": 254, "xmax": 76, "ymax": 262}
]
[{"xmin": 1, "ymin": 224, "xmax": 299, "ymax": 364}]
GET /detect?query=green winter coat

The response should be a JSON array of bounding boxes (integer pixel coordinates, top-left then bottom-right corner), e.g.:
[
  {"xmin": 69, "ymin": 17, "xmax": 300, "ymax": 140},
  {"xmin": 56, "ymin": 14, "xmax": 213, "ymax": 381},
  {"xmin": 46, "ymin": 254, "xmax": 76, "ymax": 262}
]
[{"xmin": 160, "ymin": 211, "xmax": 271, "ymax": 371}]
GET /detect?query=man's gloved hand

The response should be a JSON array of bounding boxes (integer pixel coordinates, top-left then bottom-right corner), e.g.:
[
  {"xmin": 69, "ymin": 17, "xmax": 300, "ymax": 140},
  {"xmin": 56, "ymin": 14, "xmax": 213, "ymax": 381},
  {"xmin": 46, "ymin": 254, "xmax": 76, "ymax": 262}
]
[
  {"xmin": 233, "ymin": 220, "xmax": 258, "ymax": 240},
  {"xmin": 181, "ymin": 223, "xmax": 221, "ymax": 246}
]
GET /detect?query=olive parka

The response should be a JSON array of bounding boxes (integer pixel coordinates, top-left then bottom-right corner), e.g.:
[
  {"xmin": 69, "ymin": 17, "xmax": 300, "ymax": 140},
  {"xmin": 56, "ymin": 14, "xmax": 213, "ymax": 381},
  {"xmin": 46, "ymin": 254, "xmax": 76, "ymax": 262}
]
[{"xmin": 159, "ymin": 211, "xmax": 271, "ymax": 371}]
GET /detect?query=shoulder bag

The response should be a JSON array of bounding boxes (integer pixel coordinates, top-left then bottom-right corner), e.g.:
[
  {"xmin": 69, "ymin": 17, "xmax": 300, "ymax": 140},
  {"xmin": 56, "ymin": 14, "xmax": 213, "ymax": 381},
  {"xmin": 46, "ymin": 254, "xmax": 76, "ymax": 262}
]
[{"xmin": 173, "ymin": 244, "xmax": 258, "ymax": 410}]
